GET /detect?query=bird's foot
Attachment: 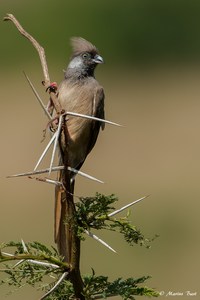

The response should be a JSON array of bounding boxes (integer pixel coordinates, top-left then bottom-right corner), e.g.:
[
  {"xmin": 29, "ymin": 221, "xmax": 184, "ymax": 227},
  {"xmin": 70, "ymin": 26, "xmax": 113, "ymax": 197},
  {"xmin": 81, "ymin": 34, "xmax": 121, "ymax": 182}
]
[{"xmin": 45, "ymin": 82, "xmax": 58, "ymax": 93}]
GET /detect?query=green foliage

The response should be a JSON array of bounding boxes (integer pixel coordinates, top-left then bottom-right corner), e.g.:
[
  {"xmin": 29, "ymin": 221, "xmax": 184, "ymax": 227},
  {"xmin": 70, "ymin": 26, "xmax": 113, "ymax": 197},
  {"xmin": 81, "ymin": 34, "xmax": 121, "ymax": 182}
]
[
  {"xmin": 2, "ymin": 241, "xmax": 59, "ymax": 256},
  {"xmin": 0, "ymin": 241, "xmax": 159, "ymax": 299},
  {"xmin": 2, "ymin": 261, "xmax": 45, "ymax": 288},
  {"xmin": 76, "ymin": 193, "xmax": 116, "ymax": 231},
  {"xmin": 0, "ymin": 241, "xmax": 63, "ymax": 266},
  {"xmin": 76, "ymin": 193, "xmax": 154, "ymax": 247},
  {"xmin": 0, "ymin": 194, "xmax": 158, "ymax": 299},
  {"xmin": 0, "ymin": 241, "xmax": 67, "ymax": 288},
  {"xmin": 83, "ymin": 272, "xmax": 159, "ymax": 300},
  {"xmin": 39, "ymin": 272, "xmax": 159, "ymax": 300}
]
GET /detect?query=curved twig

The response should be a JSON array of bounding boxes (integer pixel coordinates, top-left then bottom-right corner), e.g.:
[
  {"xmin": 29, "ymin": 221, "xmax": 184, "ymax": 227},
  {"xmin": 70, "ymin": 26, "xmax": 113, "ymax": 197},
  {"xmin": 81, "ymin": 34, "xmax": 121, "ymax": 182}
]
[
  {"xmin": 3, "ymin": 13, "xmax": 62, "ymax": 114},
  {"xmin": 4, "ymin": 14, "xmax": 49, "ymax": 83}
]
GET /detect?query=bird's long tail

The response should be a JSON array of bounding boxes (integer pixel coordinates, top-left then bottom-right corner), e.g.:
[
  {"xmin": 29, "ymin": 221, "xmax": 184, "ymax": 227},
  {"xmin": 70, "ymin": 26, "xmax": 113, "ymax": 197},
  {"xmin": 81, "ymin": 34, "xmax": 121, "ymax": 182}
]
[{"xmin": 54, "ymin": 169, "xmax": 75, "ymax": 262}]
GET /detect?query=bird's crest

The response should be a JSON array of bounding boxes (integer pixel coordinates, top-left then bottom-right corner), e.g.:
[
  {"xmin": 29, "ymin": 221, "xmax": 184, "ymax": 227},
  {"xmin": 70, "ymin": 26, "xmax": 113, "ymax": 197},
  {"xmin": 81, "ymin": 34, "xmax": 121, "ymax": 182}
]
[{"xmin": 70, "ymin": 37, "xmax": 98, "ymax": 56}]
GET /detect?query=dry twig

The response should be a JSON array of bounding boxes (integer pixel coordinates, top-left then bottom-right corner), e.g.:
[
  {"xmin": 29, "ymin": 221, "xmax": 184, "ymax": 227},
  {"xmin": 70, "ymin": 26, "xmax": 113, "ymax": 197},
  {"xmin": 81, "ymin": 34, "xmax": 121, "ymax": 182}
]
[{"xmin": 4, "ymin": 13, "xmax": 62, "ymax": 114}]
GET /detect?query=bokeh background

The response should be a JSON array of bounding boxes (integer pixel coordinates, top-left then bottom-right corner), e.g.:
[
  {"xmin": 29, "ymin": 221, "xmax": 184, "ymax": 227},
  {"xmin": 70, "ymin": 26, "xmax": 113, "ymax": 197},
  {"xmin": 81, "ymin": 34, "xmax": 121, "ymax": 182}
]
[{"xmin": 1, "ymin": 1, "xmax": 200, "ymax": 299}]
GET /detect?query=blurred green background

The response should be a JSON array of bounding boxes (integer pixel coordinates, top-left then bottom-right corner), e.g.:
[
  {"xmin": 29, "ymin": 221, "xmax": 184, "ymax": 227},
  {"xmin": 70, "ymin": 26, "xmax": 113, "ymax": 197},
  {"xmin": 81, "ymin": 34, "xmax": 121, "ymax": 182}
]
[{"xmin": 1, "ymin": 1, "xmax": 200, "ymax": 299}]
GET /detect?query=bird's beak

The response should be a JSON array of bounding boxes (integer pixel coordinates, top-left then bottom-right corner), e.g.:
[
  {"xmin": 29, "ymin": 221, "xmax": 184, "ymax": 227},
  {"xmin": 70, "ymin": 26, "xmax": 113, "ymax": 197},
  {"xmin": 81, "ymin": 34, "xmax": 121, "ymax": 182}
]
[{"xmin": 93, "ymin": 54, "xmax": 104, "ymax": 64}]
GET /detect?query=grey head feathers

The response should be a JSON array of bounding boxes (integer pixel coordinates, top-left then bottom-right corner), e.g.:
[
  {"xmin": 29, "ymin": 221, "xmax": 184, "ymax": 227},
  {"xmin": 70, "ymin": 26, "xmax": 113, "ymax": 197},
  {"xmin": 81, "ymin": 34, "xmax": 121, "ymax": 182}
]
[
  {"xmin": 70, "ymin": 37, "xmax": 98, "ymax": 57},
  {"xmin": 65, "ymin": 37, "xmax": 103, "ymax": 79}
]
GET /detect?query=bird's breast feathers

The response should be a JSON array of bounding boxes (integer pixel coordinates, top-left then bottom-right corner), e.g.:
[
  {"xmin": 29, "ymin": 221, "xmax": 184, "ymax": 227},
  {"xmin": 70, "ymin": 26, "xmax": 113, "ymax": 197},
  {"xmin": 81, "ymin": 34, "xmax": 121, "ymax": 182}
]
[{"xmin": 58, "ymin": 78, "xmax": 104, "ymax": 141}]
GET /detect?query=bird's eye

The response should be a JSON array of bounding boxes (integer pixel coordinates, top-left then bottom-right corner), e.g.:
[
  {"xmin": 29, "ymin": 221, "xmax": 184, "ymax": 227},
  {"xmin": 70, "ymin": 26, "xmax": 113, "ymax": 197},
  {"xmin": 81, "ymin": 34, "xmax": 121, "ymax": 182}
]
[{"xmin": 82, "ymin": 53, "xmax": 90, "ymax": 59}]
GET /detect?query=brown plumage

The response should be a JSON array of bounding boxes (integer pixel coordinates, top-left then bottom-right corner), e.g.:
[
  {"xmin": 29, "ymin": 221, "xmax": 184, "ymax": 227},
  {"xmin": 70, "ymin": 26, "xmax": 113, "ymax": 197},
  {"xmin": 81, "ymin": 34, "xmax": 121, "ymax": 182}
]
[{"xmin": 54, "ymin": 37, "xmax": 105, "ymax": 258}]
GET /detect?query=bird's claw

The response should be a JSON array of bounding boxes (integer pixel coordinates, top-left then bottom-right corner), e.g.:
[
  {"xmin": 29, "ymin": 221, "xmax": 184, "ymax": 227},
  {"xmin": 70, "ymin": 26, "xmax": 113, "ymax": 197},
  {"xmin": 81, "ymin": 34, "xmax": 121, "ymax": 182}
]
[{"xmin": 45, "ymin": 82, "xmax": 58, "ymax": 93}]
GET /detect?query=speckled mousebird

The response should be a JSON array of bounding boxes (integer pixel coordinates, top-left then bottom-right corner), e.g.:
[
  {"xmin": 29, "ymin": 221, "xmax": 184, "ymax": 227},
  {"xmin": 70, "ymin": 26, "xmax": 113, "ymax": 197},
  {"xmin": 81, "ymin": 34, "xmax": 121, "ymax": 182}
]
[{"xmin": 54, "ymin": 37, "xmax": 105, "ymax": 256}]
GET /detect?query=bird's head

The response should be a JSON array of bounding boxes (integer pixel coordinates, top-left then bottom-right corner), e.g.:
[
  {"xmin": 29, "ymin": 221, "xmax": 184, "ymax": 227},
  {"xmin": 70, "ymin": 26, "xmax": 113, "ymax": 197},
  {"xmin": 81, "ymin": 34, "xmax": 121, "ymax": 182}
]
[{"xmin": 66, "ymin": 37, "xmax": 103, "ymax": 78}]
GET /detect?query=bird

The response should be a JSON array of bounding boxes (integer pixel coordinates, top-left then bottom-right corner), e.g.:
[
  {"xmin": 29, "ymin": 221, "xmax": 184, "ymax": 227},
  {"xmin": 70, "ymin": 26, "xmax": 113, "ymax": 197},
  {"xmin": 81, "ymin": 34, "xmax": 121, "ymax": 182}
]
[{"xmin": 54, "ymin": 37, "xmax": 105, "ymax": 257}]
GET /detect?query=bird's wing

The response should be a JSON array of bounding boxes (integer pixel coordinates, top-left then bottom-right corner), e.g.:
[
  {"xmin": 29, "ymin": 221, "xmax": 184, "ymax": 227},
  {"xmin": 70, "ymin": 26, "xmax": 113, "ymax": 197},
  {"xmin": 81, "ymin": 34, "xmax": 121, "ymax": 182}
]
[{"xmin": 87, "ymin": 86, "xmax": 105, "ymax": 154}]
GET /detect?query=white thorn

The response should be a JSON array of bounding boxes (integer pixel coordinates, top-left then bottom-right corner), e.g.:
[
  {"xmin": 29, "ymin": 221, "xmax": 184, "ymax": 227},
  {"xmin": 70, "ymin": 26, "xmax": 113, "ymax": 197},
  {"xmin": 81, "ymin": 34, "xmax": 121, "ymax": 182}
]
[
  {"xmin": 21, "ymin": 239, "xmax": 28, "ymax": 253},
  {"xmin": 68, "ymin": 167, "xmax": 104, "ymax": 184},
  {"xmin": 2, "ymin": 252, "xmax": 25, "ymax": 269},
  {"xmin": 27, "ymin": 260, "xmax": 59, "ymax": 269},
  {"xmin": 7, "ymin": 166, "xmax": 65, "ymax": 178},
  {"xmin": 8, "ymin": 167, "xmax": 103, "ymax": 184},
  {"xmin": 40, "ymin": 272, "xmax": 68, "ymax": 300},
  {"xmin": 14, "ymin": 259, "xmax": 59, "ymax": 270},
  {"xmin": 13, "ymin": 260, "xmax": 25, "ymax": 268},
  {"xmin": 85, "ymin": 230, "xmax": 117, "ymax": 253},
  {"xmin": 108, "ymin": 195, "xmax": 150, "ymax": 217},
  {"xmin": 34, "ymin": 131, "xmax": 57, "ymax": 171},
  {"xmin": 35, "ymin": 177, "xmax": 63, "ymax": 186},
  {"xmin": 64, "ymin": 111, "xmax": 122, "ymax": 127},
  {"xmin": 23, "ymin": 72, "xmax": 52, "ymax": 120},
  {"xmin": 49, "ymin": 115, "xmax": 63, "ymax": 174},
  {"xmin": 2, "ymin": 252, "xmax": 14, "ymax": 257}
]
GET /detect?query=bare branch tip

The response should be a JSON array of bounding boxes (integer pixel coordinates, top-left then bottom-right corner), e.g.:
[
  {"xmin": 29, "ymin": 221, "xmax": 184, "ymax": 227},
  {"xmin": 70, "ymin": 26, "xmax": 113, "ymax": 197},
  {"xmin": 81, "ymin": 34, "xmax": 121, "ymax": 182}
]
[{"xmin": 3, "ymin": 14, "xmax": 11, "ymax": 21}]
